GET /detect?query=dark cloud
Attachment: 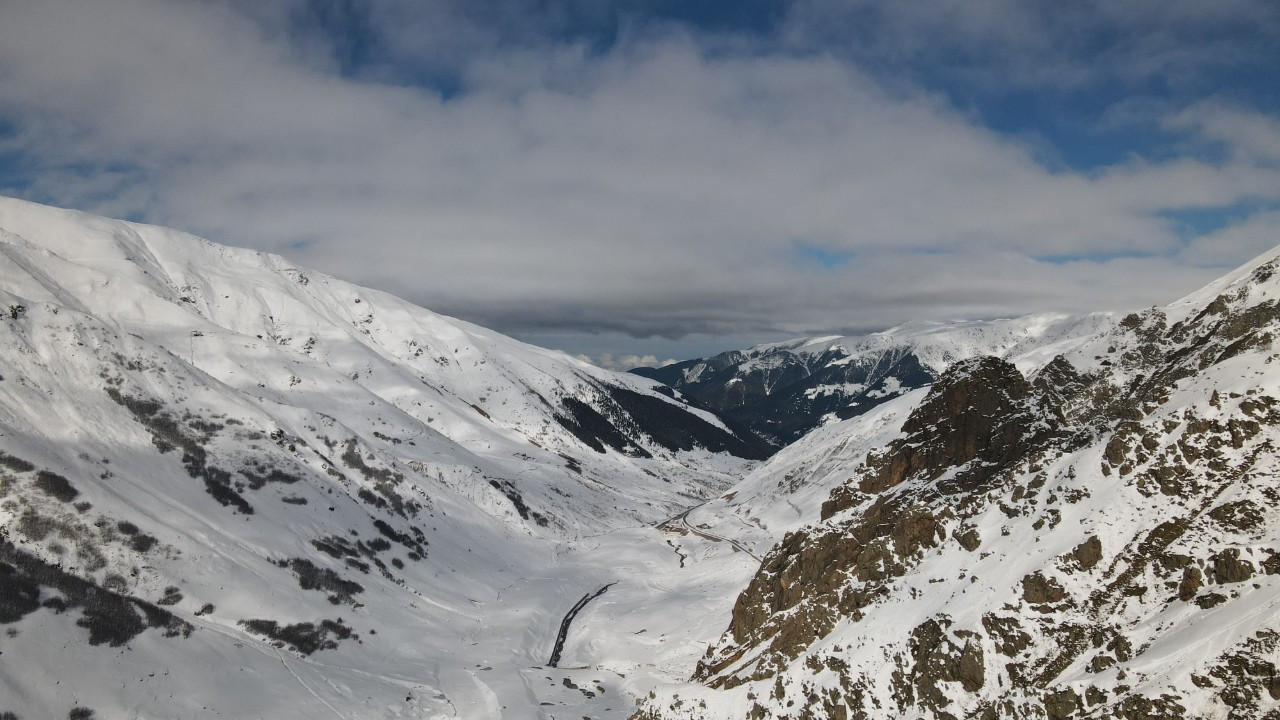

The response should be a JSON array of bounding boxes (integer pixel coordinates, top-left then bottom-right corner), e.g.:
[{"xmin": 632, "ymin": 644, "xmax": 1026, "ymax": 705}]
[{"xmin": 0, "ymin": 0, "xmax": 1277, "ymax": 364}]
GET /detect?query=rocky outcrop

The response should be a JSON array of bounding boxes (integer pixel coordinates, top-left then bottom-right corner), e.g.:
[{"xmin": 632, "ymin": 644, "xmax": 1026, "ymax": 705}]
[
  {"xmin": 840, "ymin": 356, "xmax": 1049, "ymax": 501},
  {"xmin": 637, "ymin": 255, "xmax": 1280, "ymax": 719},
  {"xmin": 697, "ymin": 355, "xmax": 1052, "ymax": 685}
]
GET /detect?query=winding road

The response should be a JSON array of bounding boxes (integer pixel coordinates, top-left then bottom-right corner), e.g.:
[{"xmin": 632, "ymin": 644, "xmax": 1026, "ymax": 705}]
[
  {"xmin": 666, "ymin": 509, "xmax": 763, "ymax": 563},
  {"xmin": 547, "ymin": 583, "xmax": 616, "ymax": 667}
]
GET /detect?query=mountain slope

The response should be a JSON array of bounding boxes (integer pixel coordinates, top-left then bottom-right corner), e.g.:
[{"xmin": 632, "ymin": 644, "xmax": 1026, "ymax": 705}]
[
  {"xmin": 0, "ymin": 196, "xmax": 767, "ymax": 719},
  {"xmin": 633, "ymin": 247, "xmax": 1280, "ymax": 718},
  {"xmin": 0, "ymin": 196, "xmax": 772, "ymax": 534},
  {"xmin": 633, "ymin": 313, "xmax": 1112, "ymax": 445}
]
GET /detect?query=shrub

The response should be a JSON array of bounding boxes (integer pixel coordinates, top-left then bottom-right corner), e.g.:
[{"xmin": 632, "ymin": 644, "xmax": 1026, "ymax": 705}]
[
  {"xmin": 239, "ymin": 618, "xmax": 356, "ymax": 655},
  {"xmin": 129, "ymin": 533, "xmax": 158, "ymax": 553},
  {"xmin": 33, "ymin": 471, "xmax": 78, "ymax": 502},
  {"xmin": 0, "ymin": 453, "xmax": 34, "ymax": 473},
  {"xmin": 284, "ymin": 558, "xmax": 363, "ymax": 605}
]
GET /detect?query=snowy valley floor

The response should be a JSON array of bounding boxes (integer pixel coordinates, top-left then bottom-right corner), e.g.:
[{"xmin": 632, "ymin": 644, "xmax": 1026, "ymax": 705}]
[
  {"xmin": 0, "ymin": 500, "xmax": 761, "ymax": 720},
  {"xmin": 421, "ymin": 509, "xmax": 761, "ymax": 720}
]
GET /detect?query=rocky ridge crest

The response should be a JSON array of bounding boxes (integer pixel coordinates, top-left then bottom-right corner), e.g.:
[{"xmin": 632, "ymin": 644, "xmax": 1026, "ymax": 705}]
[{"xmin": 634, "ymin": 251, "xmax": 1280, "ymax": 719}]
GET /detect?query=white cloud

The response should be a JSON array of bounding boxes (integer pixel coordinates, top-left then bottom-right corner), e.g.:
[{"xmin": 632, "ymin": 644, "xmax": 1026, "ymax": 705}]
[
  {"xmin": 1168, "ymin": 102, "xmax": 1280, "ymax": 164},
  {"xmin": 0, "ymin": 0, "xmax": 1276, "ymax": 354},
  {"xmin": 1176, "ymin": 211, "xmax": 1280, "ymax": 268},
  {"xmin": 593, "ymin": 354, "xmax": 677, "ymax": 371},
  {"xmin": 565, "ymin": 352, "xmax": 673, "ymax": 370}
]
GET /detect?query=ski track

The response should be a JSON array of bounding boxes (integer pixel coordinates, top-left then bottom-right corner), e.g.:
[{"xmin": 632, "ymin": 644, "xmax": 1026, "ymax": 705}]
[{"xmin": 275, "ymin": 647, "xmax": 348, "ymax": 720}]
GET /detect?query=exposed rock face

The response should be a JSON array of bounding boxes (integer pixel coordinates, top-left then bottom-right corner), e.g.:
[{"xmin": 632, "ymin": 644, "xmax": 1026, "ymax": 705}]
[
  {"xmin": 696, "ymin": 356, "xmax": 1047, "ymax": 685},
  {"xmin": 842, "ymin": 356, "xmax": 1048, "ymax": 500},
  {"xmin": 1067, "ymin": 536, "xmax": 1103, "ymax": 571},
  {"xmin": 1021, "ymin": 572, "xmax": 1066, "ymax": 605},
  {"xmin": 636, "ymin": 254, "xmax": 1280, "ymax": 719}
]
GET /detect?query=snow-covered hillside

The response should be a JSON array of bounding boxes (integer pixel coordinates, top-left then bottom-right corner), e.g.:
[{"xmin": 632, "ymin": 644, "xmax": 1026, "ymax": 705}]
[
  {"xmin": 0, "ymin": 196, "xmax": 768, "ymax": 719},
  {"xmin": 634, "ymin": 312, "xmax": 1112, "ymax": 445},
  {"xmin": 634, "ymin": 247, "xmax": 1280, "ymax": 718},
  {"xmin": 5, "ymin": 194, "xmax": 1278, "ymax": 720},
  {"xmin": 0, "ymin": 196, "xmax": 770, "ymax": 537}
]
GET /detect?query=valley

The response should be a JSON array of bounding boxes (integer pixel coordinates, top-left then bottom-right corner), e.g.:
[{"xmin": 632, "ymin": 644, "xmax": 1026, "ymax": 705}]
[{"xmin": 1, "ymin": 195, "xmax": 1278, "ymax": 719}]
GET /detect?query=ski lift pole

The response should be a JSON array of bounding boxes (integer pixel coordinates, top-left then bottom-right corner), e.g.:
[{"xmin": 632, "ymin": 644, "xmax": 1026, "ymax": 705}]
[{"xmin": 189, "ymin": 330, "xmax": 203, "ymax": 365}]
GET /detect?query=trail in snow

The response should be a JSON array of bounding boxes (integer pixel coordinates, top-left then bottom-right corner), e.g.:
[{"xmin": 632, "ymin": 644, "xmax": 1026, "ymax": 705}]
[
  {"xmin": 665, "ymin": 538, "xmax": 688, "ymax": 568},
  {"xmin": 274, "ymin": 648, "xmax": 346, "ymax": 720}
]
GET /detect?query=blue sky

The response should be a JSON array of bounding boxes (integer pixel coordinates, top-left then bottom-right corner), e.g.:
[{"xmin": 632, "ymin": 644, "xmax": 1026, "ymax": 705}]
[{"xmin": 1, "ymin": 0, "xmax": 1278, "ymax": 368}]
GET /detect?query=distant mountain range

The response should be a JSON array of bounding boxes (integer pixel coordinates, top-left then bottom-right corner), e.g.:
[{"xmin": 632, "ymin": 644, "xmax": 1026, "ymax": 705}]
[{"xmin": 633, "ymin": 312, "xmax": 1113, "ymax": 445}]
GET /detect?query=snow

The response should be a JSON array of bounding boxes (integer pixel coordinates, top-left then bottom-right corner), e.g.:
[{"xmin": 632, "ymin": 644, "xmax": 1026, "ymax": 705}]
[
  {"xmin": 634, "ymin": 243, "xmax": 1280, "ymax": 719},
  {"xmin": 0, "ymin": 195, "xmax": 757, "ymax": 719},
  {"xmin": 4, "ymin": 194, "xmax": 1277, "ymax": 719},
  {"xmin": 744, "ymin": 312, "xmax": 1115, "ymax": 379},
  {"xmin": 802, "ymin": 382, "xmax": 867, "ymax": 400}
]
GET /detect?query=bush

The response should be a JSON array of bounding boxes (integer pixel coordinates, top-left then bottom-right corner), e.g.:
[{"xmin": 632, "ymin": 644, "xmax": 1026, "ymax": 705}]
[
  {"xmin": 0, "ymin": 562, "xmax": 41, "ymax": 623},
  {"xmin": 16, "ymin": 511, "xmax": 56, "ymax": 542},
  {"xmin": 0, "ymin": 541, "xmax": 191, "ymax": 644},
  {"xmin": 33, "ymin": 471, "xmax": 78, "ymax": 502},
  {"xmin": 239, "ymin": 618, "xmax": 356, "ymax": 655},
  {"xmin": 284, "ymin": 559, "xmax": 363, "ymax": 605},
  {"xmin": 0, "ymin": 453, "xmax": 34, "ymax": 473},
  {"xmin": 129, "ymin": 533, "xmax": 158, "ymax": 553}
]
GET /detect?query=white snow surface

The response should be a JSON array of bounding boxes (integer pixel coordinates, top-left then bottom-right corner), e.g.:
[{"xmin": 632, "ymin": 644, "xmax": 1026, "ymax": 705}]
[
  {"xmin": 635, "ymin": 243, "xmax": 1280, "ymax": 719},
  {"xmin": 0, "ymin": 196, "xmax": 759, "ymax": 719},
  {"xmin": 4, "ymin": 194, "xmax": 1276, "ymax": 720},
  {"xmin": 751, "ymin": 311, "xmax": 1115, "ymax": 378}
]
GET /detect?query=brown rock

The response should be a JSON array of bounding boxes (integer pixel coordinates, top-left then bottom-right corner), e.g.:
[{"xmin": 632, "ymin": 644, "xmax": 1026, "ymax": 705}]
[
  {"xmin": 1211, "ymin": 548, "xmax": 1255, "ymax": 584},
  {"xmin": 954, "ymin": 527, "xmax": 981, "ymax": 552},
  {"xmin": 1043, "ymin": 688, "xmax": 1081, "ymax": 720},
  {"xmin": 1022, "ymin": 572, "xmax": 1066, "ymax": 605},
  {"xmin": 853, "ymin": 356, "xmax": 1042, "ymax": 500},
  {"xmin": 1177, "ymin": 567, "xmax": 1203, "ymax": 602},
  {"xmin": 1069, "ymin": 536, "xmax": 1103, "ymax": 571}
]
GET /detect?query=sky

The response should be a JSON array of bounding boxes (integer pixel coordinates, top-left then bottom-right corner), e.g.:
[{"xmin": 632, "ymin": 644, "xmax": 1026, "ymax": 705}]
[{"xmin": 1, "ymin": 1, "xmax": 1278, "ymax": 369}]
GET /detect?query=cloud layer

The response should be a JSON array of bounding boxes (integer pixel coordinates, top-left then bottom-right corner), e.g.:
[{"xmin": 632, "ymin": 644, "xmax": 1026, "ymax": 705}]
[{"xmin": 1, "ymin": 1, "xmax": 1278, "ymax": 362}]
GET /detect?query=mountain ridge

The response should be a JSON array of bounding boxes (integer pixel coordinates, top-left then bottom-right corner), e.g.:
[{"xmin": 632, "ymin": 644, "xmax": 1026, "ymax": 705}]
[
  {"xmin": 0, "ymin": 195, "xmax": 767, "ymax": 719},
  {"xmin": 3, "ymin": 194, "xmax": 1278, "ymax": 719},
  {"xmin": 633, "ymin": 312, "xmax": 1112, "ymax": 445},
  {"xmin": 633, "ymin": 243, "xmax": 1280, "ymax": 719}
]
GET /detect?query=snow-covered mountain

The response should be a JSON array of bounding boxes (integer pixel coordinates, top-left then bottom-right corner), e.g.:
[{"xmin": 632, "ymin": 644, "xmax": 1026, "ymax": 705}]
[
  {"xmin": 4, "ymin": 194, "xmax": 1279, "ymax": 720},
  {"xmin": 633, "ymin": 313, "xmax": 1113, "ymax": 445},
  {"xmin": 633, "ymin": 247, "xmax": 1280, "ymax": 718},
  {"xmin": 0, "ymin": 196, "xmax": 769, "ymax": 719}
]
